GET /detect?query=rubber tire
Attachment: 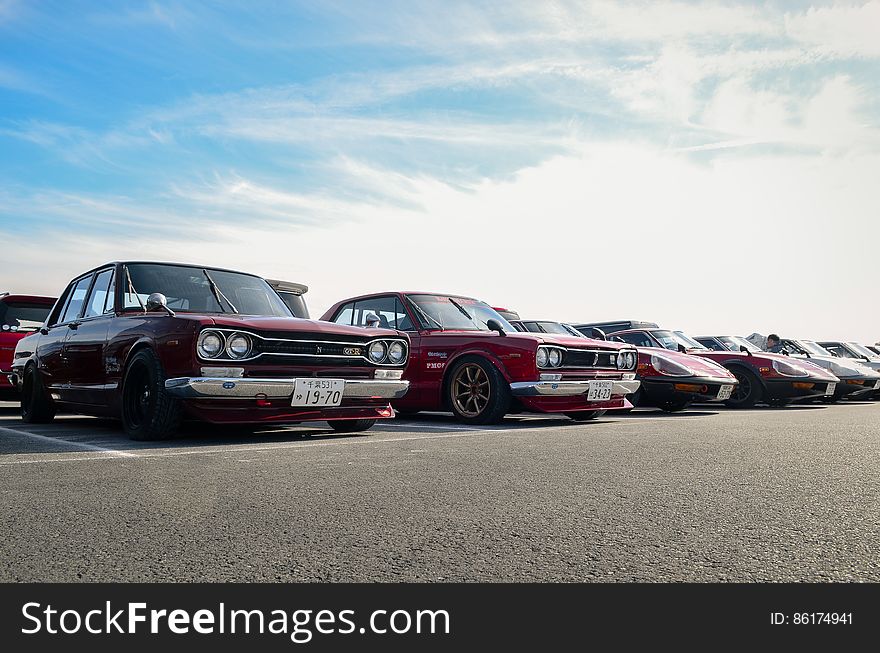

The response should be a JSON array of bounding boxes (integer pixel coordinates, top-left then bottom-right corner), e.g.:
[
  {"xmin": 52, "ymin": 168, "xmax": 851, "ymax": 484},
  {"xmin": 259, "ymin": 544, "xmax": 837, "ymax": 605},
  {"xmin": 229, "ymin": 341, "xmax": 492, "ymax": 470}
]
[
  {"xmin": 725, "ymin": 367, "xmax": 762, "ymax": 409},
  {"xmin": 20, "ymin": 365, "xmax": 56, "ymax": 424},
  {"xmin": 445, "ymin": 356, "xmax": 511, "ymax": 425},
  {"xmin": 121, "ymin": 349, "xmax": 182, "ymax": 441},
  {"xmin": 329, "ymin": 419, "xmax": 376, "ymax": 433},
  {"xmin": 565, "ymin": 410, "xmax": 607, "ymax": 421}
]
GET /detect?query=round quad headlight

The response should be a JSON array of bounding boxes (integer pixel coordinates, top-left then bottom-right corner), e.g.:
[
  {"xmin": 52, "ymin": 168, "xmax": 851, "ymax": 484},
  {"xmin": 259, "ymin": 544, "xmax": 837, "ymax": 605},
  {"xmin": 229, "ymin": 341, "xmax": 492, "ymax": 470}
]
[
  {"xmin": 536, "ymin": 347, "xmax": 549, "ymax": 368},
  {"xmin": 368, "ymin": 341, "xmax": 387, "ymax": 363},
  {"xmin": 387, "ymin": 341, "xmax": 406, "ymax": 364},
  {"xmin": 548, "ymin": 348, "xmax": 562, "ymax": 368},
  {"xmin": 226, "ymin": 333, "xmax": 252, "ymax": 359},
  {"xmin": 198, "ymin": 330, "xmax": 224, "ymax": 358}
]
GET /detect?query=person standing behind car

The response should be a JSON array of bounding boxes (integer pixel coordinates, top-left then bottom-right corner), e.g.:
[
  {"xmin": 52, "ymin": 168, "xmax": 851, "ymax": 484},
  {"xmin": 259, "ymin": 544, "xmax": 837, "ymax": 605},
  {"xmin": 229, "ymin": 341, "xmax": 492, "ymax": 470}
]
[{"xmin": 765, "ymin": 334, "xmax": 784, "ymax": 353}]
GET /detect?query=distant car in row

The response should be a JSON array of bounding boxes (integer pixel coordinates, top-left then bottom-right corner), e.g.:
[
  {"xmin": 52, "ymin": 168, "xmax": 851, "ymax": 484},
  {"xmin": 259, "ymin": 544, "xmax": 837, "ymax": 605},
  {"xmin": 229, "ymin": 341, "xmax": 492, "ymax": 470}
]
[
  {"xmin": 703, "ymin": 336, "xmax": 879, "ymax": 403},
  {"xmin": 576, "ymin": 321, "xmax": 839, "ymax": 408},
  {"xmin": 505, "ymin": 317, "xmax": 738, "ymax": 412},
  {"xmin": 0, "ymin": 293, "xmax": 57, "ymax": 398},
  {"xmin": 321, "ymin": 293, "xmax": 640, "ymax": 424}
]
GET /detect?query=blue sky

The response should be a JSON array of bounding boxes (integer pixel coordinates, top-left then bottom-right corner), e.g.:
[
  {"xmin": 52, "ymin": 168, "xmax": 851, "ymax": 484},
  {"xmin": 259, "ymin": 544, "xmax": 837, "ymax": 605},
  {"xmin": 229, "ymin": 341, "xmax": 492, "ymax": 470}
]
[{"xmin": 1, "ymin": 1, "xmax": 878, "ymax": 341}]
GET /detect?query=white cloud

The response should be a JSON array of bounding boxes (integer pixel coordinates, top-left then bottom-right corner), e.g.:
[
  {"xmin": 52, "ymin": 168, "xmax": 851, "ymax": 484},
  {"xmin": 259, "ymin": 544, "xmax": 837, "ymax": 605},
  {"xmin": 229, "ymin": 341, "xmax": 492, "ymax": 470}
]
[{"xmin": 786, "ymin": 2, "xmax": 880, "ymax": 58}]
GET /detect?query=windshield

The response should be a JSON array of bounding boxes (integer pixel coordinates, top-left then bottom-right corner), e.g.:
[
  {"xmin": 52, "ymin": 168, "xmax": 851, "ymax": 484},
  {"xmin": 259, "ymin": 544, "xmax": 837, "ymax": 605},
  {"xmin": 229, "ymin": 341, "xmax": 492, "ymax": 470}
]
[
  {"xmin": 715, "ymin": 336, "xmax": 762, "ymax": 353},
  {"xmin": 651, "ymin": 330, "xmax": 708, "ymax": 351},
  {"xmin": 848, "ymin": 342, "xmax": 880, "ymax": 360},
  {"xmin": 801, "ymin": 340, "xmax": 834, "ymax": 357},
  {"xmin": 407, "ymin": 294, "xmax": 515, "ymax": 332},
  {"xmin": 123, "ymin": 264, "xmax": 292, "ymax": 317},
  {"xmin": 781, "ymin": 340, "xmax": 810, "ymax": 355},
  {"xmin": 526, "ymin": 321, "xmax": 585, "ymax": 337},
  {"xmin": 0, "ymin": 301, "xmax": 53, "ymax": 332}
]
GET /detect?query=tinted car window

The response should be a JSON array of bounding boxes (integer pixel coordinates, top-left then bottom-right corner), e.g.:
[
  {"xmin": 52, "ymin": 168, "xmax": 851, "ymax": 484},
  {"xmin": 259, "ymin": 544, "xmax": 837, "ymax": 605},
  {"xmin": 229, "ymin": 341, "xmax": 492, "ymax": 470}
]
[
  {"xmin": 60, "ymin": 276, "xmax": 93, "ymax": 323},
  {"xmin": 696, "ymin": 338, "xmax": 724, "ymax": 351},
  {"xmin": 617, "ymin": 332, "xmax": 654, "ymax": 348},
  {"xmin": 83, "ymin": 269, "xmax": 114, "ymax": 318},
  {"xmin": 0, "ymin": 301, "xmax": 53, "ymax": 332},
  {"xmin": 332, "ymin": 302, "xmax": 355, "ymax": 326}
]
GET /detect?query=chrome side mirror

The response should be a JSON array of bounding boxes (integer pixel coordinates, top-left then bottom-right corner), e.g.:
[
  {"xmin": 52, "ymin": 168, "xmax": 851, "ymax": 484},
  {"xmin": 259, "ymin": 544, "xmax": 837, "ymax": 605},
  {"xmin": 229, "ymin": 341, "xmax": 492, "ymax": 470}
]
[
  {"xmin": 364, "ymin": 312, "xmax": 380, "ymax": 328},
  {"xmin": 146, "ymin": 293, "xmax": 175, "ymax": 317}
]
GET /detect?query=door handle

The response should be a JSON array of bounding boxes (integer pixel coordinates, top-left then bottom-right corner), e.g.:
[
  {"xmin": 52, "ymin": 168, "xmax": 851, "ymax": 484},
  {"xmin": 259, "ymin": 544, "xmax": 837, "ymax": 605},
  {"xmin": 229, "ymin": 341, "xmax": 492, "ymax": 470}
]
[{"xmin": 68, "ymin": 322, "xmax": 80, "ymax": 330}]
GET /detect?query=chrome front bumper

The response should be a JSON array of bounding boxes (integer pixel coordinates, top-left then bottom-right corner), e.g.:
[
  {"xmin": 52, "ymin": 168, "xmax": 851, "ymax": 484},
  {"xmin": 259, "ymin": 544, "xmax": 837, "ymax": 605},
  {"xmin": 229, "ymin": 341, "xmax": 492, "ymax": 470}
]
[
  {"xmin": 509, "ymin": 379, "xmax": 641, "ymax": 397},
  {"xmin": 164, "ymin": 377, "xmax": 409, "ymax": 400}
]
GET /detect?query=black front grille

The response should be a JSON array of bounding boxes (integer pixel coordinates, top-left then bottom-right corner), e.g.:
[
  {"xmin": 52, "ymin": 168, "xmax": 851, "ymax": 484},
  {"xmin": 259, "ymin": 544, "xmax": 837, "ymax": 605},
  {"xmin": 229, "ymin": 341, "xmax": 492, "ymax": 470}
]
[
  {"xmin": 253, "ymin": 340, "xmax": 363, "ymax": 358},
  {"xmin": 563, "ymin": 349, "xmax": 621, "ymax": 370}
]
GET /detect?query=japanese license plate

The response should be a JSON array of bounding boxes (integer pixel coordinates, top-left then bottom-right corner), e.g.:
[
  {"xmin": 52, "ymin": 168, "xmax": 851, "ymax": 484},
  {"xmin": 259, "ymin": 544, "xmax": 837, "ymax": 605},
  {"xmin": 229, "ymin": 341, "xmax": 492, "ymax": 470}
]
[
  {"xmin": 717, "ymin": 384, "xmax": 734, "ymax": 401},
  {"xmin": 291, "ymin": 378, "xmax": 345, "ymax": 407},
  {"xmin": 587, "ymin": 380, "xmax": 613, "ymax": 401},
  {"xmin": 825, "ymin": 383, "xmax": 836, "ymax": 396}
]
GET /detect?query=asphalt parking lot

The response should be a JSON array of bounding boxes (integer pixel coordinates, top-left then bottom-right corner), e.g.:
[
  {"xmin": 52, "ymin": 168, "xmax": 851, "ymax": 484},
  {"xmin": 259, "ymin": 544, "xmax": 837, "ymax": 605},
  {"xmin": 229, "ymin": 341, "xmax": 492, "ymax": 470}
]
[{"xmin": 1, "ymin": 400, "xmax": 878, "ymax": 583}]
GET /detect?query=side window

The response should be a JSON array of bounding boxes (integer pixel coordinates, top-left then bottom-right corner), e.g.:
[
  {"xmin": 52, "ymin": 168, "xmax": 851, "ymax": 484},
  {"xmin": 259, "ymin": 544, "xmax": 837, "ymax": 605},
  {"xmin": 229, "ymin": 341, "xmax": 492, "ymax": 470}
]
[
  {"xmin": 59, "ymin": 276, "xmax": 93, "ymax": 323},
  {"xmin": 618, "ymin": 332, "xmax": 653, "ymax": 348},
  {"xmin": 698, "ymin": 338, "xmax": 724, "ymax": 352},
  {"xmin": 332, "ymin": 302, "xmax": 355, "ymax": 326},
  {"xmin": 83, "ymin": 269, "xmax": 114, "ymax": 319},
  {"xmin": 350, "ymin": 296, "xmax": 411, "ymax": 329},
  {"xmin": 103, "ymin": 270, "xmax": 116, "ymax": 314}
]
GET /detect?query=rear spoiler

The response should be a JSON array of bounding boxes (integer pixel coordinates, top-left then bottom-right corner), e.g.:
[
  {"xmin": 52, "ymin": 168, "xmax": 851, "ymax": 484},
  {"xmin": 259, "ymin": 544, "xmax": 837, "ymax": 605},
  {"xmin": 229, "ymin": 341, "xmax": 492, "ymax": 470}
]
[{"xmin": 265, "ymin": 280, "xmax": 308, "ymax": 295}]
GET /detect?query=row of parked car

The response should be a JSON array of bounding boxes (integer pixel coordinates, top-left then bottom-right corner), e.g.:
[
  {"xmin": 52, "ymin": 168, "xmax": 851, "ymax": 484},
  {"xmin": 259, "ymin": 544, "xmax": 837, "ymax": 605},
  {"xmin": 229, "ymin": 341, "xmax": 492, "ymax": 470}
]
[{"xmin": 2, "ymin": 261, "xmax": 878, "ymax": 441}]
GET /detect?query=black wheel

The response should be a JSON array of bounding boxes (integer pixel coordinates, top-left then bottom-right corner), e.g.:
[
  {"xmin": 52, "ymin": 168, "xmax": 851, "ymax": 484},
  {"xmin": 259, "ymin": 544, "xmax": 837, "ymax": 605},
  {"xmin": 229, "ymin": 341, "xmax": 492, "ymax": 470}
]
[
  {"xmin": 446, "ymin": 356, "xmax": 510, "ymax": 425},
  {"xmin": 329, "ymin": 419, "xmax": 377, "ymax": 433},
  {"xmin": 660, "ymin": 399, "xmax": 691, "ymax": 413},
  {"xmin": 20, "ymin": 365, "xmax": 55, "ymax": 423},
  {"xmin": 725, "ymin": 367, "xmax": 762, "ymax": 408},
  {"xmin": 564, "ymin": 410, "xmax": 606, "ymax": 421},
  {"xmin": 121, "ymin": 349, "xmax": 181, "ymax": 441}
]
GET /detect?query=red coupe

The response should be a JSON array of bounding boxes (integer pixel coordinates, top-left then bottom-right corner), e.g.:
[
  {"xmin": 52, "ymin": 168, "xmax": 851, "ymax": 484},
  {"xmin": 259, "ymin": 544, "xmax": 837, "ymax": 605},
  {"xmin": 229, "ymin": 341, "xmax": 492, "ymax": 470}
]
[
  {"xmin": 10, "ymin": 262, "xmax": 410, "ymax": 439},
  {"xmin": 0, "ymin": 293, "xmax": 57, "ymax": 398},
  {"xmin": 321, "ymin": 292, "xmax": 640, "ymax": 423}
]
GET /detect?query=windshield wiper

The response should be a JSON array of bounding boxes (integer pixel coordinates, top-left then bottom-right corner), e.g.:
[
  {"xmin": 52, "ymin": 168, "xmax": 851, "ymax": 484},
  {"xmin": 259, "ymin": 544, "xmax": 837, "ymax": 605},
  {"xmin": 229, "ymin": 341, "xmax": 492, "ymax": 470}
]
[
  {"xmin": 407, "ymin": 298, "xmax": 443, "ymax": 330},
  {"xmin": 447, "ymin": 297, "xmax": 472, "ymax": 320},
  {"xmin": 203, "ymin": 269, "xmax": 239, "ymax": 314}
]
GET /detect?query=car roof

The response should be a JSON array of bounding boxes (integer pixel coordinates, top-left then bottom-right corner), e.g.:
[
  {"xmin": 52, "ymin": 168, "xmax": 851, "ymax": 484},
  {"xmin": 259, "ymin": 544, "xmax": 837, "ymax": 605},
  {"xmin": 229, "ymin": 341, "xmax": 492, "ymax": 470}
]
[
  {"xmin": 332, "ymin": 291, "xmax": 481, "ymax": 304},
  {"xmin": 0, "ymin": 294, "xmax": 57, "ymax": 305},
  {"xmin": 73, "ymin": 261, "xmax": 265, "ymax": 279}
]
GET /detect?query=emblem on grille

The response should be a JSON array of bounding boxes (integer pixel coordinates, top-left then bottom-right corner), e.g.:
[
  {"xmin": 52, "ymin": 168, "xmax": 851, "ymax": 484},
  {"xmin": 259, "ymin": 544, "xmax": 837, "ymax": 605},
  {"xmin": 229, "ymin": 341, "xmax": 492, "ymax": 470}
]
[
  {"xmin": 343, "ymin": 347, "xmax": 362, "ymax": 356},
  {"xmin": 315, "ymin": 345, "xmax": 323, "ymax": 355}
]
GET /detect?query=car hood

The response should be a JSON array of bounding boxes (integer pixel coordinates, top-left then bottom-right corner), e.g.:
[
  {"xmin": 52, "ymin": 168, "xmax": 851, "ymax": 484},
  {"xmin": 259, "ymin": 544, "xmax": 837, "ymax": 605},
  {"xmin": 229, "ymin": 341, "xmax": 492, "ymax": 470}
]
[
  {"xmin": 691, "ymin": 349, "xmax": 839, "ymax": 381},
  {"xmin": 512, "ymin": 333, "xmax": 632, "ymax": 350},
  {"xmin": 183, "ymin": 314, "xmax": 404, "ymax": 339},
  {"xmin": 787, "ymin": 353, "xmax": 879, "ymax": 378}
]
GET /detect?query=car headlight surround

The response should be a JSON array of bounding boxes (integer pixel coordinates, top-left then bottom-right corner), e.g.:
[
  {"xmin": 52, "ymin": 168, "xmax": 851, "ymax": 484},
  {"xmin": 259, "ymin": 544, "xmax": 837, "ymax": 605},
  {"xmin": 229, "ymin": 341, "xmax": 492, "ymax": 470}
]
[
  {"xmin": 197, "ymin": 330, "xmax": 225, "ymax": 359},
  {"xmin": 771, "ymin": 358, "xmax": 810, "ymax": 377},
  {"xmin": 226, "ymin": 332, "xmax": 252, "ymax": 360},
  {"xmin": 617, "ymin": 350, "xmax": 637, "ymax": 370},
  {"xmin": 368, "ymin": 340, "xmax": 388, "ymax": 363},
  {"xmin": 536, "ymin": 346, "xmax": 564, "ymax": 369},
  {"xmin": 651, "ymin": 353, "xmax": 695, "ymax": 377},
  {"xmin": 387, "ymin": 341, "xmax": 407, "ymax": 365}
]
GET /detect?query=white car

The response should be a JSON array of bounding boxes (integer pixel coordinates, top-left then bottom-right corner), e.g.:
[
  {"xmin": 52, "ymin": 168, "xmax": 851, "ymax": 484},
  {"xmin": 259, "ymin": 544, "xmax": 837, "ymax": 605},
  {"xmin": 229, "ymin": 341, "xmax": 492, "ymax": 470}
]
[{"xmin": 745, "ymin": 334, "xmax": 880, "ymax": 402}]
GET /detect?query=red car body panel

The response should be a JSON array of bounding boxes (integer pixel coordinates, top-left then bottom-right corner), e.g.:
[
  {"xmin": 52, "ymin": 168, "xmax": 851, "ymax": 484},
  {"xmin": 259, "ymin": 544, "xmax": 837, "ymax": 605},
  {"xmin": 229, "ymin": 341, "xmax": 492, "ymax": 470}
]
[
  {"xmin": 0, "ymin": 294, "xmax": 57, "ymax": 393},
  {"xmin": 11, "ymin": 263, "xmax": 410, "ymax": 425},
  {"xmin": 321, "ymin": 292, "xmax": 640, "ymax": 415}
]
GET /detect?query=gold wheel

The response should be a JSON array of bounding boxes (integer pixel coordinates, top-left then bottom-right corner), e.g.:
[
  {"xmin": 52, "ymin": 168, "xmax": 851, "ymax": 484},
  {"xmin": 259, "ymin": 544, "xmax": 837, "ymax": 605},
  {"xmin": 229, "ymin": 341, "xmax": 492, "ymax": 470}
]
[{"xmin": 451, "ymin": 363, "xmax": 491, "ymax": 418}]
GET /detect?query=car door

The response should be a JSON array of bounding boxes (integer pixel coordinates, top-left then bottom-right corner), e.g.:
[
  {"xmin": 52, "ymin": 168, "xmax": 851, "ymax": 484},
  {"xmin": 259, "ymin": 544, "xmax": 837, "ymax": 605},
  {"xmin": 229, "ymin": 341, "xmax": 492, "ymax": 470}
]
[
  {"xmin": 63, "ymin": 267, "xmax": 115, "ymax": 406},
  {"xmin": 39, "ymin": 274, "xmax": 93, "ymax": 401}
]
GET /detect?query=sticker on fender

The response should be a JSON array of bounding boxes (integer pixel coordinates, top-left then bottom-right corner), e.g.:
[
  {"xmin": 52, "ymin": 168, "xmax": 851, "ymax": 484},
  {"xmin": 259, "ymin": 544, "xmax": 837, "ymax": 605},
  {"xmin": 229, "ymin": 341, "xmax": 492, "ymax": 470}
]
[
  {"xmin": 291, "ymin": 378, "xmax": 345, "ymax": 407},
  {"xmin": 587, "ymin": 380, "xmax": 613, "ymax": 401}
]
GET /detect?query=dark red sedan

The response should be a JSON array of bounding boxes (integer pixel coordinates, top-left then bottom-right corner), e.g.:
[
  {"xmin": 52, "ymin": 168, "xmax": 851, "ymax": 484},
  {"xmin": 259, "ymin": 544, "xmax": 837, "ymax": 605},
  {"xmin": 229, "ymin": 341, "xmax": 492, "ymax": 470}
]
[
  {"xmin": 321, "ymin": 292, "xmax": 640, "ymax": 424},
  {"xmin": 11, "ymin": 262, "xmax": 410, "ymax": 439}
]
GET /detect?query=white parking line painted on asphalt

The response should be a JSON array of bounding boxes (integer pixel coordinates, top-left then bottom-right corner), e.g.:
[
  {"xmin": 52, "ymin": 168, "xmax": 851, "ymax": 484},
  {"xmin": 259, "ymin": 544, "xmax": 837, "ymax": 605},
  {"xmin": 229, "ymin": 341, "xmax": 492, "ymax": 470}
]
[{"xmin": 0, "ymin": 425, "xmax": 139, "ymax": 458}]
